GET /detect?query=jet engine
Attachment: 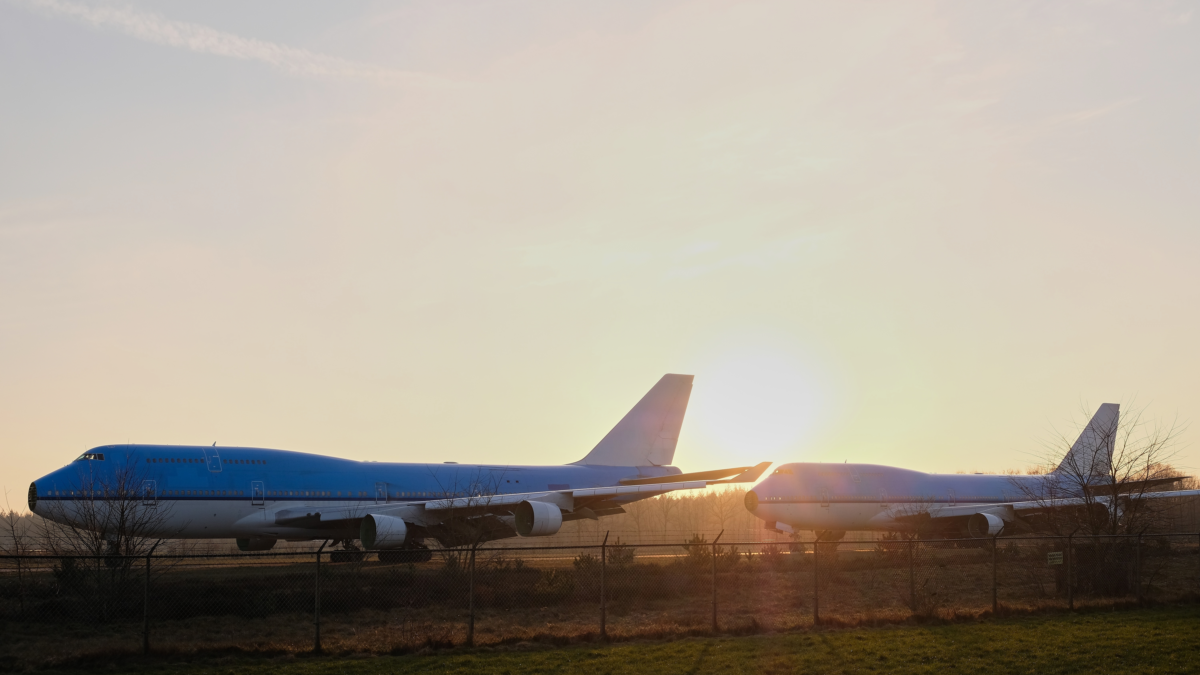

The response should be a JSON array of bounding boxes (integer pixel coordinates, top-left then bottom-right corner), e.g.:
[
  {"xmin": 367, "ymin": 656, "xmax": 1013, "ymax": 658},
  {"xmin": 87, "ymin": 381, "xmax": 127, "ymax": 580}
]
[
  {"xmin": 966, "ymin": 512, "xmax": 1005, "ymax": 538},
  {"xmin": 514, "ymin": 500, "xmax": 563, "ymax": 537},
  {"xmin": 360, "ymin": 514, "xmax": 409, "ymax": 549},
  {"xmin": 236, "ymin": 537, "xmax": 277, "ymax": 551}
]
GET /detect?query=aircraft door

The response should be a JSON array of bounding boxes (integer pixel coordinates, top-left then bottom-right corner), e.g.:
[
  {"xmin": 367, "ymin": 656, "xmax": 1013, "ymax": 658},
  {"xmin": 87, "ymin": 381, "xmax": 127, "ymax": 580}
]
[
  {"xmin": 142, "ymin": 480, "xmax": 157, "ymax": 506},
  {"xmin": 251, "ymin": 481, "xmax": 265, "ymax": 506},
  {"xmin": 204, "ymin": 448, "xmax": 223, "ymax": 472},
  {"xmin": 375, "ymin": 482, "xmax": 388, "ymax": 504},
  {"xmin": 947, "ymin": 489, "xmax": 956, "ymax": 505}
]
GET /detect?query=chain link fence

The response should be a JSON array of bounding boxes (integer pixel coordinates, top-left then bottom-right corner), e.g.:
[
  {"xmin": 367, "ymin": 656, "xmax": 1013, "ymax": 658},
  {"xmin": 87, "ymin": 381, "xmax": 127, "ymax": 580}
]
[{"xmin": 2, "ymin": 533, "xmax": 1198, "ymax": 668}]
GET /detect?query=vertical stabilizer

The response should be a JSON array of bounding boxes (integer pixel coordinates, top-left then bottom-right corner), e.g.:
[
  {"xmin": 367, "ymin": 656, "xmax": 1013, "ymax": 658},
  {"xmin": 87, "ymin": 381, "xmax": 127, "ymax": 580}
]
[
  {"xmin": 572, "ymin": 374, "xmax": 694, "ymax": 467},
  {"xmin": 1054, "ymin": 403, "xmax": 1119, "ymax": 478}
]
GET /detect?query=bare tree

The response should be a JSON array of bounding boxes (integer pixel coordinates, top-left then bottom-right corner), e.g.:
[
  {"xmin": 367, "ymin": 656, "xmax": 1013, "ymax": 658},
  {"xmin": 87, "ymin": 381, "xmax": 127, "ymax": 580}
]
[
  {"xmin": 653, "ymin": 493, "xmax": 678, "ymax": 539},
  {"xmin": 705, "ymin": 487, "xmax": 742, "ymax": 536},
  {"xmin": 36, "ymin": 457, "xmax": 174, "ymax": 558},
  {"xmin": 1, "ymin": 489, "xmax": 35, "ymax": 556},
  {"xmin": 28, "ymin": 454, "xmax": 179, "ymax": 622},
  {"xmin": 1015, "ymin": 403, "xmax": 1186, "ymax": 536}
]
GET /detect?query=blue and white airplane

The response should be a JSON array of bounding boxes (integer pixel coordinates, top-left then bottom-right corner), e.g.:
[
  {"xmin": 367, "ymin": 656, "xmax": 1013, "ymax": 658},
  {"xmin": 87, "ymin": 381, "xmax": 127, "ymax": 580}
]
[
  {"xmin": 746, "ymin": 404, "xmax": 1199, "ymax": 539},
  {"xmin": 29, "ymin": 374, "xmax": 768, "ymax": 557}
]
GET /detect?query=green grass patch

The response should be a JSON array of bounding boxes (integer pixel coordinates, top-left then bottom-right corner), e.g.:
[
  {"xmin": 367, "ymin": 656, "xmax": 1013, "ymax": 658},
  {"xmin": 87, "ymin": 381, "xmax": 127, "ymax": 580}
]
[{"xmin": 33, "ymin": 604, "xmax": 1200, "ymax": 675}]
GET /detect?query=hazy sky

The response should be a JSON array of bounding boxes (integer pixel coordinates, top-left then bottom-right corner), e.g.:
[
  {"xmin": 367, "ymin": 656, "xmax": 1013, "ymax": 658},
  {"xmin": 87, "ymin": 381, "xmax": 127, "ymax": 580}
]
[{"xmin": 3, "ymin": 0, "xmax": 1199, "ymax": 503}]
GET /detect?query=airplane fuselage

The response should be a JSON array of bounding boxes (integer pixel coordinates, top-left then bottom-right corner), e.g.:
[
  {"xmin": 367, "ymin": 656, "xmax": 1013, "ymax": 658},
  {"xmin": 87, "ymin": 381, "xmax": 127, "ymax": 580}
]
[
  {"xmin": 747, "ymin": 462, "xmax": 1047, "ymax": 534},
  {"xmin": 30, "ymin": 444, "xmax": 678, "ymax": 541}
]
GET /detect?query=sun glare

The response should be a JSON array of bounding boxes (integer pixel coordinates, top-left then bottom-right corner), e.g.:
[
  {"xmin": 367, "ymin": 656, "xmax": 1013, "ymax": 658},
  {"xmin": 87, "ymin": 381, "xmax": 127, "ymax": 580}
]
[{"xmin": 688, "ymin": 348, "xmax": 825, "ymax": 460}]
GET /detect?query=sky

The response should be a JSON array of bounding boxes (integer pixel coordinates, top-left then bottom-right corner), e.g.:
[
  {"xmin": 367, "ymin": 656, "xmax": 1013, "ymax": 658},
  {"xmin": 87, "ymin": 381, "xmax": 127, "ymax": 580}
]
[{"xmin": 2, "ymin": 0, "xmax": 1199, "ymax": 505}]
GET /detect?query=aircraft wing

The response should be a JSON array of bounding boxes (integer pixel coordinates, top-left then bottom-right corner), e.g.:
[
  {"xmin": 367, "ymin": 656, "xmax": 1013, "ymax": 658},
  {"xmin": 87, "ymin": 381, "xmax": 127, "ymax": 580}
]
[
  {"xmin": 273, "ymin": 480, "xmax": 708, "ymax": 529},
  {"xmin": 909, "ymin": 488, "xmax": 1200, "ymax": 535}
]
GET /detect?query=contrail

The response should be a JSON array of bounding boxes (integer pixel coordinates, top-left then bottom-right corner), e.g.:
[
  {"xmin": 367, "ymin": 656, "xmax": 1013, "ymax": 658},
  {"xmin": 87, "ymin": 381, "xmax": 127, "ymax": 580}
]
[{"xmin": 17, "ymin": 0, "xmax": 443, "ymax": 85}]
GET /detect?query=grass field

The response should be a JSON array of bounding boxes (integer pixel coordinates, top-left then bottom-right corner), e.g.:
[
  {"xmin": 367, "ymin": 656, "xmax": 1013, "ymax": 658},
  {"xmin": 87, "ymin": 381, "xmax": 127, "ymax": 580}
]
[{"xmin": 26, "ymin": 603, "xmax": 1200, "ymax": 675}]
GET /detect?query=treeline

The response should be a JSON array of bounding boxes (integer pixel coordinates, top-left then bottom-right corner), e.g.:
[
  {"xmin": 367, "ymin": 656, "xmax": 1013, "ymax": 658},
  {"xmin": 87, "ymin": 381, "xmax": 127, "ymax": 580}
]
[{"xmin": 538, "ymin": 486, "xmax": 788, "ymax": 546}]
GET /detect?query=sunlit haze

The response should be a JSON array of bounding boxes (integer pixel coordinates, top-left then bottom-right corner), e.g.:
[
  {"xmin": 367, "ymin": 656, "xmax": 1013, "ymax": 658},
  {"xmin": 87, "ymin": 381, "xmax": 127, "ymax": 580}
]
[{"xmin": 3, "ymin": 1, "xmax": 1199, "ymax": 505}]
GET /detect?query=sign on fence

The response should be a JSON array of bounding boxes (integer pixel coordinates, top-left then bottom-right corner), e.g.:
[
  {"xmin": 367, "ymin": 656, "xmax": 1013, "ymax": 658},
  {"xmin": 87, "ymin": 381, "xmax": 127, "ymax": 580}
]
[{"xmin": 1047, "ymin": 551, "xmax": 1064, "ymax": 565}]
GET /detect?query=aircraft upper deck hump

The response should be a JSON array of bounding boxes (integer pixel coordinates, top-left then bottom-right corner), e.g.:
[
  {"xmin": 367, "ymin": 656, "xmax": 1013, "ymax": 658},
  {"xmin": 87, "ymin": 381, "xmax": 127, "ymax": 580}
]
[{"xmin": 572, "ymin": 374, "xmax": 693, "ymax": 467}]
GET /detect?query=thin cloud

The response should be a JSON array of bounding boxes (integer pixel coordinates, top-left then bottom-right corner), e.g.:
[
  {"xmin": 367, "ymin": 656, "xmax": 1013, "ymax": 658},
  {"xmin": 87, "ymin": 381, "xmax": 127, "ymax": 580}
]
[
  {"xmin": 1046, "ymin": 98, "xmax": 1140, "ymax": 128},
  {"xmin": 18, "ymin": 0, "xmax": 443, "ymax": 85}
]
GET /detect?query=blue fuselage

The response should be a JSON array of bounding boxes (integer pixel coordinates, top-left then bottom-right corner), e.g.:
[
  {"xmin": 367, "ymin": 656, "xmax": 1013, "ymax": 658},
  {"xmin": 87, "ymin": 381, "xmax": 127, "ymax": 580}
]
[{"xmin": 29, "ymin": 444, "xmax": 677, "ymax": 540}]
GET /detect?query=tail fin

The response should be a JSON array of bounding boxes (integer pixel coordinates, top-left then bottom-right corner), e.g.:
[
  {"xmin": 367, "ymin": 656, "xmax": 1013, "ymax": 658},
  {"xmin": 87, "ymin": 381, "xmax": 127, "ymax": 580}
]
[
  {"xmin": 1054, "ymin": 403, "xmax": 1119, "ymax": 477},
  {"xmin": 572, "ymin": 374, "xmax": 694, "ymax": 467}
]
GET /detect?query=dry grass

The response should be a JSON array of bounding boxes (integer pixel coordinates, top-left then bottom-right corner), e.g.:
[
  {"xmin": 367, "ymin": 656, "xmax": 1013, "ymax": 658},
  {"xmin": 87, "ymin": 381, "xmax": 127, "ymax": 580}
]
[{"xmin": 3, "ymin": 539, "xmax": 1199, "ymax": 671}]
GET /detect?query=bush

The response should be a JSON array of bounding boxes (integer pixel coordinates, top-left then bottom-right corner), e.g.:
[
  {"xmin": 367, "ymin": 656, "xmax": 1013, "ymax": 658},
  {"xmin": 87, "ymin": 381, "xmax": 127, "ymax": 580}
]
[
  {"xmin": 534, "ymin": 569, "xmax": 576, "ymax": 603},
  {"xmin": 682, "ymin": 534, "xmax": 711, "ymax": 570},
  {"xmin": 609, "ymin": 538, "xmax": 636, "ymax": 568}
]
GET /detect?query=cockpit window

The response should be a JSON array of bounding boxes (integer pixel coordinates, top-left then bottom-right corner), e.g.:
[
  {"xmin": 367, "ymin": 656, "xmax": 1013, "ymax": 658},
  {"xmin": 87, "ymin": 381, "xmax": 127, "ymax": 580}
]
[
  {"xmin": 771, "ymin": 467, "xmax": 793, "ymax": 475},
  {"xmin": 75, "ymin": 453, "xmax": 105, "ymax": 461}
]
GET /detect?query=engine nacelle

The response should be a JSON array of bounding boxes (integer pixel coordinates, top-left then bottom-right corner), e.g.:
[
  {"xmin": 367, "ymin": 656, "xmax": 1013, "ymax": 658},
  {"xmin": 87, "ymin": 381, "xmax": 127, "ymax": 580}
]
[
  {"xmin": 966, "ymin": 512, "xmax": 1005, "ymax": 538},
  {"xmin": 360, "ymin": 514, "xmax": 409, "ymax": 549},
  {"xmin": 236, "ymin": 537, "xmax": 277, "ymax": 551},
  {"xmin": 514, "ymin": 500, "xmax": 563, "ymax": 537}
]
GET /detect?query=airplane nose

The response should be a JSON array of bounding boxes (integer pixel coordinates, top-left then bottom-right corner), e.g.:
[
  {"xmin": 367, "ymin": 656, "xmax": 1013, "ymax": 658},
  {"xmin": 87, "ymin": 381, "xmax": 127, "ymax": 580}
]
[{"xmin": 744, "ymin": 489, "xmax": 758, "ymax": 513}]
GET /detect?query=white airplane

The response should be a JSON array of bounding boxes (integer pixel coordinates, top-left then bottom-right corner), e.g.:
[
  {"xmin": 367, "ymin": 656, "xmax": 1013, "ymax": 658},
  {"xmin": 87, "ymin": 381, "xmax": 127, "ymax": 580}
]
[
  {"xmin": 746, "ymin": 404, "xmax": 1199, "ymax": 539},
  {"xmin": 30, "ymin": 374, "xmax": 769, "ymax": 558}
]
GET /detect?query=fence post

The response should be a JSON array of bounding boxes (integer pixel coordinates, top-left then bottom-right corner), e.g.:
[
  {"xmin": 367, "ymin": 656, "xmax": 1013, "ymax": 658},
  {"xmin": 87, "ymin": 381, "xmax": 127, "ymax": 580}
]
[
  {"xmin": 991, "ymin": 535, "xmax": 998, "ymax": 614},
  {"xmin": 812, "ymin": 538, "xmax": 820, "ymax": 625},
  {"xmin": 712, "ymin": 530, "xmax": 723, "ymax": 634},
  {"xmin": 143, "ymin": 542, "xmax": 159, "ymax": 656},
  {"xmin": 908, "ymin": 538, "xmax": 915, "ymax": 612},
  {"xmin": 1135, "ymin": 533, "xmax": 1142, "ymax": 603},
  {"xmin": 600, "ymin": 531, "xmax": 609, "ymax": 640},
  {"xmin": 142, "ymin": 554, "xmax": 150, "ymax": 654},
  {"xmin": 16, "ymin": 556, "xmax": 23, "ymax": 615},
  {"xmin": 1067, "ymin": 533, "xmax": 1073, "ymax": 610},
  {"xmin": 314, "ymin": 540, "xmax": 327, "ymax": 654},
  {"xmin": 467, "ymin": 543, "xmax": 477, "ymax": 647}
]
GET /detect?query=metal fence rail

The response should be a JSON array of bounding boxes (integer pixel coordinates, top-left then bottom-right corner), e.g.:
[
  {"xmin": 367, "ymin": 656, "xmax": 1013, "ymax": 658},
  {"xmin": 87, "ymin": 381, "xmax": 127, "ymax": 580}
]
[{"xmin": 1, "ymin": 533, "xmax": 1198, "ymax": 667}]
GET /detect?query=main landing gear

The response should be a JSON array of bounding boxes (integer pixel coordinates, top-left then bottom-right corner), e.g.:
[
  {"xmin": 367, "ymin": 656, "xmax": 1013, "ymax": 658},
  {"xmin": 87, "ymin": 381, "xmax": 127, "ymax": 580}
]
[{"xmin": 330, "ymin": 539, "xmax": 365, "ymax": 563}]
